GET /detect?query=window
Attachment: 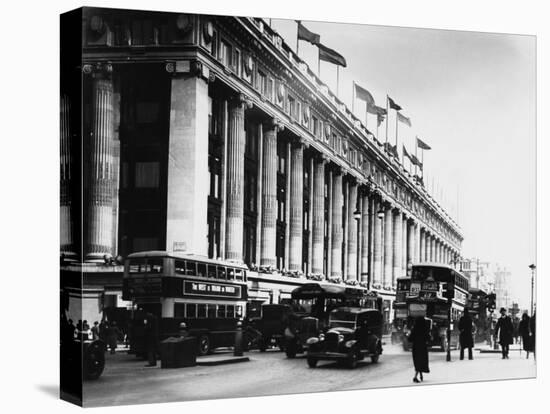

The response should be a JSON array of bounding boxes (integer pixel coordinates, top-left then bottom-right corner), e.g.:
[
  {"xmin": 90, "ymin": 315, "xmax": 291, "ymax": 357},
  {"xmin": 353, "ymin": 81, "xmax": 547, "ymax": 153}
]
[
  {"xmin": 220, "ymin": 40, "xmax": 232, "ymax": 67},
  {"xmin": 227, "ymin": 268, "xmax": 235, "ymax": 280},
  {"xmin": 207, "ymin": 304, "xmax": 216, "ymax": 318},
  {"xmin": 207, "ymin": 265, "xmax": 217, "ymax": 279},
  {"xmin": 135, "ymin": 162, "xmax": 160, "ymax": 188},
  {"xmin": 218, "ymin": 267, "xmax": 226, "ymax": 280},
  {"xmin": 175, "ymin": 260, "xmax": 185, "ymax": 275},
  {"xmin": 257, "ymin": 70, "xmax": 267, "ymax": 94},
  {"xmin": 186, "ymin": 303, "xmax": 197, "ymax": 318},
  {"xmin": 197, "ymin": 263, "xmax": 206, "ymax": 277},
  {"xmin": 226, "ymin": 305, "xmax": 235, "ymax": 318},
  {"xmin": 217, "ymin": 305, "xmax": 226, "ymax": 318},
  {"xmin": 197, "ymin": 304, "xmax": 207, "ymax": 318},
  {"xmin": 186, "ymin": 261, "xmax": 196, "ymax": 275},
  {"xmin": 288, "ymin": 96, "xmax": 296, "ymax": 117},
  {"xmin": 234, "ymin": 268, "xmax": 244, "ymax": 281},
  {"xmin": 267, "ymin": 78, "xmax": 274, "ymax": 101},
  {"xmin": 234, "ymin": 49, "xmax": 241, "ymax": 75},
  {"xmin": 312, "ymin": 116, "xmax": 319, "ymax": 136}
]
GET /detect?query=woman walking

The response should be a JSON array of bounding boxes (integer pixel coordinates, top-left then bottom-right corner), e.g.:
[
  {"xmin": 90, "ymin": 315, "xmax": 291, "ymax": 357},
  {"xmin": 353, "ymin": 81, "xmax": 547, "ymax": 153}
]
[
  {"xmin": 408, "ymin": 316, "xmax": 430, "ymax": 383},
  {"xmin": 518, "ymin": 313, "xmax": 532, "ymax": 359}
]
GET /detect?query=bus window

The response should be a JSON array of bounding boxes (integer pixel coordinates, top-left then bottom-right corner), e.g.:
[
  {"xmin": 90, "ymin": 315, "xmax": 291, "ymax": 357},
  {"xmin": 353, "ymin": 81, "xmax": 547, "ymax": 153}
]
[
  {"xmin": 197, "ymin": 263, "xmax": 207, "ymax": 277},
  {"xmin": 175, "ymin": 260, "xmax": 186, "ymax": 275},
  {"xmin": 227, "ymin": 268, "xmax": 235, "ymax": 280},
  {"xmin": 197, "ymin": 304, "xmax": 207, "ymax": 318},
  {"xmin": 207, "ymin": 304, "xmax": 216, "ymax": 318},
  {"xmin": 149, "ymin": 259, "xmax": 163, "ymax": 273},
  {"xmin": 236, "ymin": 305, "xmax": 243, "ymax": 318},
  {"xmin": 226, "ymin": 305, "xmax": 235, "ymax": 318},
  {"xmin": 174, "ymin": 303, "xmax": 185, "ymax": 318},
  {"xmin": 218, "ymin": 267, "xmax": 227, "ymax": 280},
  {"xmin": 207, "ymin": 265, "xmax": 217, "ymax": 279},
  {"xmin": 185, "ymin": 261, "xmax": 196, "ymax": 275},
  {"xmin": 186, "ymin": 303, "xmax": 197, "ymax": 318},
  {"xmin": 217, "ymin": 304, "xmax": 226, "ymax": 318},
  {"xmin": 234, "ymin": 269, "xmax": 243, "ymax": 281}
]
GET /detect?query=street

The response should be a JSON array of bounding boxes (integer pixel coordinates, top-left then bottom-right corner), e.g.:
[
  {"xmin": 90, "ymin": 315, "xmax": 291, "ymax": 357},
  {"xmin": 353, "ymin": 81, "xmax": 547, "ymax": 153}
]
[{"xmin": 83, "ymin": 342, "xmax": 536, "ymax": 407}]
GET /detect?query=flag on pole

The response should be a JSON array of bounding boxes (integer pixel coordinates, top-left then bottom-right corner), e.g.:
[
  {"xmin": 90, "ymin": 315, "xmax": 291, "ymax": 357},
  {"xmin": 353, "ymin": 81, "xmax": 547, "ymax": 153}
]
[
  {"xmin": 397, "ymin": 112, "xmax": 412, "ymax": 127},
  {"xmin": 403, "ymin": 145, "xmax": 412, "ymax": 161},
  {"xmin": 354, "ymin": 82, "xmax": 375, "ymax": 106},
  {"xmin": 384, "ymin": 142, "xmax": 399, "ymax": 159},
  {"xmin": 376, "ymin": 111, "xmax": 386, "ymax": 127},
  {"xmin": 404, "ymin": 145, "xmax": 423, "ymax": 168},
  {"xmin": 296, "ymin": 21, "xmax": 321, "ymax": 45},
  {"xmin": 416, "ymin": 137, "xmax": 432, "ymax": 150},
  {"xmin": 317, "ymin": 43, "xmax": 347, "ymax": 67},
  {"xmin": 387, "ymin": 96, "xmax": 402, "ymax": 111}
]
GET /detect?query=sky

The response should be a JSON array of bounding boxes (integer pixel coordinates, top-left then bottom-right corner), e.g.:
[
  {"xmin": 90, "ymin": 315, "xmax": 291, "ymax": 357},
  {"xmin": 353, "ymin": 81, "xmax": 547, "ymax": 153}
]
[{"xmin": 271, "ymin": 19, "xmax": 536, "ymax": 308}]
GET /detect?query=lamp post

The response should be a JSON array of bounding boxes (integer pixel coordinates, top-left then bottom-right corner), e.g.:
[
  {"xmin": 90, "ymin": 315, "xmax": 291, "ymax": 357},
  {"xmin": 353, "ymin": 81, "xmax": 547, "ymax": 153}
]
[{"xmin": 528, "ymin": 264, "xmax": 536, "ymax": 316}]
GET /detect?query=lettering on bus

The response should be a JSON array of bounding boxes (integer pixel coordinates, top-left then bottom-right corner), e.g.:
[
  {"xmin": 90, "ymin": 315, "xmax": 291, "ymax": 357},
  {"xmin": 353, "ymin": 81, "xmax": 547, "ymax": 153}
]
[{"xmin": 183, "ymin": 281, "xmax": 242, "ymax": 298}]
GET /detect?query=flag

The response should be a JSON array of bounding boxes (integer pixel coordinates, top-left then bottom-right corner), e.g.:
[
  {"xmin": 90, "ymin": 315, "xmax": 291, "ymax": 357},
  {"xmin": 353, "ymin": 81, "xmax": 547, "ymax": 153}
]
[
  {"xmin": 403, "ymin": 145, "xmax": 412, "ymax": 161},
  {"xmin": 318, "ymin": 43, "xmax": 347, "ymax": 67},
  {"xmin": 376, "ymin": 112, "xmax": 385, "ymax": 127},
  {"xmin": 397, "ymin": 112, "xmax": 412, "ymax": 127},
  {"xmin": 354, "ymin": 82, "xmax": 374, "ymax": 106},
  {"xmin": 296, "ymin": 21, "xmax": 320, "ymax": 45},
  {"xmin": 367, "ymin": 104, "xmax": 387, "ymax": 116},
  {"xmin": 411, "ymin": 154, "xmax": 422, "ymax": 169},
  {"xmin": 416, "ymin": 137, "xmax": 431, "ymax": 150},
  {"xmin": 388, "ymin": 96, "xmax": 402, "ymax": 111},
  {"xmin": 384, "ymin": 142, "xmax": 399, "ymax": 158}
]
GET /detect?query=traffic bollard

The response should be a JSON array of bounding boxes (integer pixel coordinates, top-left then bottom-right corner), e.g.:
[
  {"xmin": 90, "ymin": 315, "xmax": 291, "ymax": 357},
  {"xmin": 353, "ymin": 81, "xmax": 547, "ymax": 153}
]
[{"xmin": 234, "ymin": 320, "xmax": 243, "ymax": 356}]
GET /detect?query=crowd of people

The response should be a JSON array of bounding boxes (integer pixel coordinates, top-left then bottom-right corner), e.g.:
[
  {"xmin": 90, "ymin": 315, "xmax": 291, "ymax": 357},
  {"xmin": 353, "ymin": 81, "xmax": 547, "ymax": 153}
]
[
  {"xmin": 62, "ymin": 318, "xmax": 125, "ymax": 354},
  {"xmin": 408, "ymin": 307, "xmax": 536, "ymax": 383}
]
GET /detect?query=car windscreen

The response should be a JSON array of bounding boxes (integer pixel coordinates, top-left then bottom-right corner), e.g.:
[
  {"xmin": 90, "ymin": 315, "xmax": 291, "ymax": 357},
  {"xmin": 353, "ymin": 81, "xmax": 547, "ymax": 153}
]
[{"xmin": 328, "ymin": 311, "xmax": 357, "ymax": 329}]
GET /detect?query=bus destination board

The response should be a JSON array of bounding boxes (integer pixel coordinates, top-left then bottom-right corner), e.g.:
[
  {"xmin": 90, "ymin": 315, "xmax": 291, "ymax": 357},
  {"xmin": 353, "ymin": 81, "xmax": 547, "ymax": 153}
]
[{"xmin": 183, "ymin": 281, "xmax": 242, "ymax": 298}]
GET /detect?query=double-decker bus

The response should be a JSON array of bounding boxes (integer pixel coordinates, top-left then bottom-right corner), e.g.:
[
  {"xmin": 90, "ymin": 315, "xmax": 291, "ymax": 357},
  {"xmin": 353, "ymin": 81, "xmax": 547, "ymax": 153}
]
[
  {"xmin": 122, "ymin": 251, "xmax": 248, "ymax": 356},
  {"xmin": 393, "ymin": 263, "xmax": 469, "ymax": 351},
  {"xmin": 282, "ymin": 282, "xmax": 382, "ymax": 357}
]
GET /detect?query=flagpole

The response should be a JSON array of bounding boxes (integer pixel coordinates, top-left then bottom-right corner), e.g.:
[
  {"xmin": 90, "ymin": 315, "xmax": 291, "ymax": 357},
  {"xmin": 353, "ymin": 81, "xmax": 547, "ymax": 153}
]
[
  {"xmin": 415, "ymin": 137, "xmax": 418, "ymax": 178},
  {"xmin": 352, "ymin": 81, "xmax": 356, "ymax": 114},
  {"xmin": 336, "ymin": 66, "xmax": 340, "ymax": 98},
  {"xmin": 296, "ymin": 22, "xmax": 300, "ymax": 55},
  {"xmin": 365, "ymin": 101, "xmax": 368, "ymax": 130},
  {"xmin": 385, "ymin": 96, "xmax": 389, "ymax": 145},
  {"xmin": 395, "ymin": 111, "xmax": 399, "ymax": 160},
  {"xmin": 318, "ymin": 48, "xmax": 321, "ymax": 77}
]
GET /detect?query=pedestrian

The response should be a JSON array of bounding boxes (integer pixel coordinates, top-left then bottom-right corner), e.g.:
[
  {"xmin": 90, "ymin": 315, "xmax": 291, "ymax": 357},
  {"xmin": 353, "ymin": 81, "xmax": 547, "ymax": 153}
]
[
  {"xmin": 99, "ymin": 320, "xmax": 108, "ymax": 342},
  {"xmin": 91, "ymin": 321, "xmax": 100, "ymax": 340},
  {"xmin": 518, "ymin": 313, "xmax": 532, "ymax": 359},
  {"xmin": 458, "ymin": 309, "xmax": 474, "ymax": 360},
  {"xmin": 408, "ymin": 316, "xmax": 430, "ymax": 383},
  {"xmin": 529, "ymin": 311, "xmax": 536, "ymax": 359},
  {"xmin": 512, "ymin": 316, "xmax": 520, "ymax": 344},
  {"xmin": 494, "ymin": 307, "xmax": 513, "ymax": 359},
  {"xmin": 106, "ymin": 321, "xmax": 121, "ymax": 354},
  {"xmin": 144, "ymin": 312, "xmax": 159, "ymax": 367}
]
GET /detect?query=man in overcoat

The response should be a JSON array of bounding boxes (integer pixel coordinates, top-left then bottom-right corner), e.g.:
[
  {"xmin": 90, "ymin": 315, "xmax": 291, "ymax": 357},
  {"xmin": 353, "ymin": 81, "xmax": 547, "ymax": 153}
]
[
  {"xmin": 458, "ymin": 309, "xmax": 474, "ymax": 360},
  {"xmin": 494, "ymin": 307, "xmax": 514, "ymax": 359}
]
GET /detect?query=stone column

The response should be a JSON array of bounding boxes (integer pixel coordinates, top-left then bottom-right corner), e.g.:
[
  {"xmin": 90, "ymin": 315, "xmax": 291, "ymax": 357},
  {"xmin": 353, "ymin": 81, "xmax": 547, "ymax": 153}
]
[
  {"xmin": 60, "ymin": 93, "xmax": 76, "ymax": 259},
  {"xmin": 307, "ymin": 157, "xmax": 314, "ymax": 275},
  {"xmin": 415, "ymin": 223, "xmax": 421, "ymax": 263},
  {"xmin": 311, "ymin": 156, "xmax": 326, "ymax": 275},
  {"xmin": 346, "ymin": 180, "xmax": 358, "ymax": 280},
  {"xmin": 284, "ymin": 142, "xmax": 291, "ymax": 269},
  {"xmin": 423, "ymin": 230, "xmax": 429, "ymax": 262},
  {"xmin": 402, "ymin": 213, "xmax": 408, "ymax": 275},
  {"xmin": 289, "ymin": 140, "xmax": 304, "ymax": 272},
  {"xmin": 407, "ymin": 219, "xmax": 415, "ymax": 274},
  {"xmin": 225, "ymin": 95, "xmax": 247, "ymax": 262},
  {"xmin": 383, "ymin": 203, "xmax": 393, "ymax": 288},
  {"xmin": 429, "ymin": 235, "xmax": 435, "ymax": 262},
  {"xmin": 85, "ymin": 70, "xmax": 116, "ymax": 262},
  {"xmin": 330, "ymin": 169, "xmax": 343, "ymax": 278},
  {"xmin": 372, "ymin": 196, "xmax": 383, "ymax": 286},
  {"xmin": 255, "ymin": 124, "xmax": 263, "ymax": 265},
  {"xmin": 166, "ymin": 71, "xmax": 210, "ymax": 257},
  {"xmin": 360, "ymin": 189, "xmax": 370, "ymax": 283},
  {"xmin": 259, "ymin": 120, "xmax": 280, "ymax": 267},
  {"xmin": 391, "ymin": 208, "xmax": 402, "ymax": 286}
]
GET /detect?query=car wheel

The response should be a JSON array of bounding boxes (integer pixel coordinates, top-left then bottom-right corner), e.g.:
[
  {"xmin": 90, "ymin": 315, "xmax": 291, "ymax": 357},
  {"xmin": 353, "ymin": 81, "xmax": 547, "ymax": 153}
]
[
  {"xmin": 371, "ymin": 354, "xmax": 379, "ymax": 364},
  {"xmin": 346, "ymin": 352, "xmax": 358, "ymax": 369},
  {"xmin": 285, "ymin": 341, "xmax": 297, "ymax": 358},
  {"xmin": 307, "ymin": 357, "xmax": 318, "ymax": 368},
  {"xmin": 197, "ymin": 334, "xmax": 211, "ymax": 356}
]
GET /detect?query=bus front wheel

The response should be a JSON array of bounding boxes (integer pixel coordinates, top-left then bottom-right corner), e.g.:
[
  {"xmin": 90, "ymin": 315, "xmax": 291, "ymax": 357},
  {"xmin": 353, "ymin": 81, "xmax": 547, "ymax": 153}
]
[{"xmin": 197, "ymin": 334, "xmax": 211, "ymax": 356}]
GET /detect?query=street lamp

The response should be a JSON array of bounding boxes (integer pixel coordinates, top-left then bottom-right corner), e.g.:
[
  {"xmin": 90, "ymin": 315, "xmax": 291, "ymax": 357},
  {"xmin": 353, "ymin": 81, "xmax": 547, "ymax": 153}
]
[{"xmin": 528, "ymin": 264, "xmax": 536, "ymax": 316}]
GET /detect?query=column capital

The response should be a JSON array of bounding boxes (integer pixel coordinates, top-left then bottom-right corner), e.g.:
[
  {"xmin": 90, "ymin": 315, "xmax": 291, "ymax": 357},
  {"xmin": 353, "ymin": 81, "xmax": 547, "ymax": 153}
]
[
  {"xmin": 165, "ymin": 59, "xmax": 211, "ymax": 81},
  {"xmin": 82, "ymin": 62, "xmax": 113, "ymax": 79},
  {"xmin": 230, "ymin": 93, "xmax": 254, "ymax": 110},
  {"xmin": 265, "ymin": 117, "xmax": 285, "ymax": 132}
]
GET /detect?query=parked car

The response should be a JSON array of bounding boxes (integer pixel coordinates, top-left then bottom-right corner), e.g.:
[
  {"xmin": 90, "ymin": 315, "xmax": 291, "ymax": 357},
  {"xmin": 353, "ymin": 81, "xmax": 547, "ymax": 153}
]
[
  {"xmin": 255, "ymin": 304, "xmax": 292, "ymax": 351},
  {"xmin": 306, "ymin": 307, "xmax": 383, "ymax": 369}
]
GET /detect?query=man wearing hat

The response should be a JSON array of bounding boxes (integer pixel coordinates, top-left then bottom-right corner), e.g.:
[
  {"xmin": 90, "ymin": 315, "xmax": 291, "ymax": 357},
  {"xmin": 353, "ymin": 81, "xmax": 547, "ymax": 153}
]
[{"xmin": 494, "ymin": 307, "xmax": 514, "ymax": 359}]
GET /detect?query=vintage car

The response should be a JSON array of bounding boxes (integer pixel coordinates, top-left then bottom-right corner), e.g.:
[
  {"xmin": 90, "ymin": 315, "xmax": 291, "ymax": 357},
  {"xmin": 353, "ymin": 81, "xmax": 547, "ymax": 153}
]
[
  {"xmin": 255, "ymin": 304, "xmax": 292, "ymax": 351},
  {"xmin": 306, "ymin": 307, "xmax": 383, "ymax": 369}
]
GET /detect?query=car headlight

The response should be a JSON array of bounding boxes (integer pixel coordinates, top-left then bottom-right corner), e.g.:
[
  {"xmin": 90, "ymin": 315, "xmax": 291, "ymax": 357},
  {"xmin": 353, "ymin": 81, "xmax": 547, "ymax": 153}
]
[
  {"xmin": 319, "ymin": 334, "xmax": 325, "ymax": 341},
  {"xmin": 306, "ymin": 337, "xmax": 320, "ymax": 345},
  {"xmin": 338, "ymin": 334, "xmax": 344, "ymax": 342},
  {"xmin": 345, "ymin": 340, "xmax": 357, "ymax": 348}
]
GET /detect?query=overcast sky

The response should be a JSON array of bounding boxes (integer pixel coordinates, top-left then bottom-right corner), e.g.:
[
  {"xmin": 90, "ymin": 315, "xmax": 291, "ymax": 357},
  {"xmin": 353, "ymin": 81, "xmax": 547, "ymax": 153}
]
[{"xmin": 271, "ymin": 19, "xmax": 536, "ymax": 308}]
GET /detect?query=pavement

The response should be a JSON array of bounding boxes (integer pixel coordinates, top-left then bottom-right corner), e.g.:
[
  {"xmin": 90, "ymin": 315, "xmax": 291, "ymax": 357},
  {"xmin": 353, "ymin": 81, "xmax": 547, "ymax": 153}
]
[{"xmin": 83, "ymin": 341, "xmax": 536, "ymax": 407}]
